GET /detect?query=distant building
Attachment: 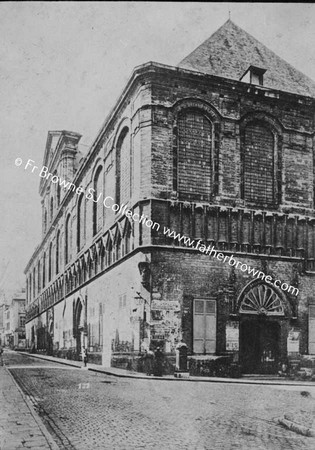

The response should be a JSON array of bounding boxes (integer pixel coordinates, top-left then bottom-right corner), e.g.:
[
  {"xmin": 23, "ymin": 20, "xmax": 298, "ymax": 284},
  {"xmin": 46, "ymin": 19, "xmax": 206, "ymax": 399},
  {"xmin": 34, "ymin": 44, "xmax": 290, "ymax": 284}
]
[
  {"xmin": 0, "ymin": 304, "xmax": 5, "ymax": 346},
  {"xmin": 2, "ymin": 290, "xmax": 26, "ymax": 348},
  {"xmin": 25, "ymin": 21, "xmax": 315, "ymax": 374}
]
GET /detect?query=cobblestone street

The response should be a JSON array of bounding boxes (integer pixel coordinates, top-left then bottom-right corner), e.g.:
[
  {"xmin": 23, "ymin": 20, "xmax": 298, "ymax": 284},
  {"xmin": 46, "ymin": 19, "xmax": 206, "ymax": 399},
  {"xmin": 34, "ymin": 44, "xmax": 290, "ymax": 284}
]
[{"xmin": 0, "ymin": 351, "xmax": 315, "ymax": 449}]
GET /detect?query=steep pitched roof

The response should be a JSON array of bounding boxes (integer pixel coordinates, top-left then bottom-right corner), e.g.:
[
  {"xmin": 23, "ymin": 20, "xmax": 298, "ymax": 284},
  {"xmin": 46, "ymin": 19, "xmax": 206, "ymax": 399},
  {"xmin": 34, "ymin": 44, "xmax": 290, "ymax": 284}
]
[{"xmin": 178, "ymin": 20, "xmax": 315, "ymax": 98}]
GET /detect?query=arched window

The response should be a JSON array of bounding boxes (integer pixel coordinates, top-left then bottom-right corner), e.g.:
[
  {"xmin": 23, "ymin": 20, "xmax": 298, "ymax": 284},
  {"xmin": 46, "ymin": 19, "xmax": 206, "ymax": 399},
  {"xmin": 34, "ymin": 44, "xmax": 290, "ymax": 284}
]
[
  {"xmin": 29, "ymin": 274, "xmax": 32, "ymax": 301},
  {"xmin": 77, "ymin": 194, "xmax": 85, "ymax": 251},
  {"xmin": 50, "ymin": 197, "xmax": 54, "ymax": 222},
  {"xmin": 125, "ymin": 222, "xmax": 132, "ymax": 255},
  {"xmin": 116, "ymin": 128, "xmax": 130, "ymax": 206},
  {"xmin": 54, "ymin": 170, "xmax": 61, "ymax": 208},
  {"xmin": 175, "ymin": 109, "xmax": 212, "ymax": 201},
  {"xmin": 241, "ymin": 122, "xmax": 277, "ymax": 207},
  {"xmin": 106, "ymin": 238, "xmax": 113, "ymax": 267},
  {"xmin": 100, "ymin": 245, "xmax": 105, "ymax": 271},
  {"xmin": 88, "ymin": 258, "xmax": 93, "ymax": 279},
  {"xmin": 33, "ymin": 268, "xmax": 36, "ymax": 298},
  {"xmin": 93, "ymin": 166, "xmax": 103, "ymax": 236},
  {"xmin": 43, "ymin": 253, "xmax": 46, "ymax": 288},
  {"xmin": 65, "ymin": 214, "xmax": 71, "ymax": 264},
  {"xmin": 116, "ymin": 233, "xmax": 122, "ymax": 261},
  {"xmin": 43, "ymin": 208, "xmax": 47, "ymax": 234},
  {"xmin": 94, "ymin": 252, "xmax": 99, "ymax": 275},
  {"xmin": 48, "ymin": 243, "xmax": 53, "ymax": 282},
  {"xmin": 56, "ymin": 230, "xmax": 60, "ymax": 274},
  {"xmin": 37, "ymin": 260, "xmax": 41, "ymax": 293},
  {"xmin": 57, "ymin": 183, "xmax": 61, "ymax": 207}
]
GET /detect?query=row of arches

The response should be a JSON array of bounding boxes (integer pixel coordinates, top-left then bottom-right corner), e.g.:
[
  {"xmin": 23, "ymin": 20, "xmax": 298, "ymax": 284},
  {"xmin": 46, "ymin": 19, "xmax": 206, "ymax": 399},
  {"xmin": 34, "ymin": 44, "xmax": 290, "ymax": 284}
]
[
  {"xmin": 43, "ymin": 102, "xmax": 288, "ymax": 249},
  {"xmin": 30, "ymin": 101, "xmax": 293, "ymax": 307},
  {"xmin": 42, "ymin": 125, "xmax": 131, "ymax": 240},
  {"xmin": 27, "ymin": 217, "xmax": 133, "ymax": 306}
]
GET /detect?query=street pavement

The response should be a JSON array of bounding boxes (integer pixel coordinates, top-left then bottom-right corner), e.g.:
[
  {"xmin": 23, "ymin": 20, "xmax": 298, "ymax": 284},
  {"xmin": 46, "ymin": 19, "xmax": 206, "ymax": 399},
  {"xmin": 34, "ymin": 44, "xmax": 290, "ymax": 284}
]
[
  {"xmin": 0, "ymin": 352, "xmax": 58, "ymax": 450},
  {"xmin": 1, "ymin": 350, "xmax": 315, "ymax": 449}
]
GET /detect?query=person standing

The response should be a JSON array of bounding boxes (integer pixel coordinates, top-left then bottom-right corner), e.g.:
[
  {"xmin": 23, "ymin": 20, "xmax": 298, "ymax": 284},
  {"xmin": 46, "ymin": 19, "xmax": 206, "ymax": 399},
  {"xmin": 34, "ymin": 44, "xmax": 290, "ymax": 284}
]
[
  {"xmin": 0, "ymin": 345, "xmax": 3, "ymax": 366},
  {"xmin": 82, "ymin": 347, "xmax": 88, "ymax": 367},
  {"xmin": 143, "ymin": 349, "xmax": 154, "ymax": 375},
  {"xmin": 154, "ymin": 347, "xmax": 164, "ymax": 377}
]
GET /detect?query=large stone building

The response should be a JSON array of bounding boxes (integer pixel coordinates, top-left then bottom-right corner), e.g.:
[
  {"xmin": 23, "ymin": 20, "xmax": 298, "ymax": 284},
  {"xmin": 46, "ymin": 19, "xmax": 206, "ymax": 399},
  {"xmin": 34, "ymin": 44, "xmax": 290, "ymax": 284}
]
[{"xmin": 25, "ymin": 20, "xmax": 315, "ymax": 374}]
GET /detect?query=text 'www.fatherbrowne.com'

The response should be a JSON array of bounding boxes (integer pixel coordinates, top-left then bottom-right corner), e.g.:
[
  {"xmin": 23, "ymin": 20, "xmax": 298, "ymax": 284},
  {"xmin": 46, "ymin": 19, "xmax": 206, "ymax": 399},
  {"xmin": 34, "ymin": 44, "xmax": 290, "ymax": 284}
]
[{"xmin": 162, "ymin": 227, "xmax": 299, "ymax": 296}]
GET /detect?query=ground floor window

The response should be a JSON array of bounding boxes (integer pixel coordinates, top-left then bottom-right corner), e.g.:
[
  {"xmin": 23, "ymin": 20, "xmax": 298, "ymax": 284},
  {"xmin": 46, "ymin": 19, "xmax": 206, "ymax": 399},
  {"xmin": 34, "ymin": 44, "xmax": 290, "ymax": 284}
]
[{"xmin": 193, "ymin": 298, "xmax": 216, "ymax": 354}]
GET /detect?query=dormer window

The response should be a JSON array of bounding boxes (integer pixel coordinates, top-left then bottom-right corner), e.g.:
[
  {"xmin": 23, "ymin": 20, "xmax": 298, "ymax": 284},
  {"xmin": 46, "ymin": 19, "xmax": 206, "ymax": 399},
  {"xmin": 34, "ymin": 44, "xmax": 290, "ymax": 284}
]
[{"xmin": 240, "ymin": 66, "xmax": 266, "ymax": 86}]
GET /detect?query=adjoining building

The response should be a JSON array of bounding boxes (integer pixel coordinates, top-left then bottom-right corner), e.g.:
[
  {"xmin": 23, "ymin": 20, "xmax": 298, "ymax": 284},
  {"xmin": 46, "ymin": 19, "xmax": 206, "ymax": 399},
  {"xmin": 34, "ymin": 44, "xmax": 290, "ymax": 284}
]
[
  {"xmin": 0, "ymin": 304, "xmax": 6, "ymax": 347},
  {"xmin": 25, "ymin": 20, "xmax": 315, "ymax": 374},
  {"xmin": 1, "ymin": 290, "xmax": 26, "ymax": 349}
]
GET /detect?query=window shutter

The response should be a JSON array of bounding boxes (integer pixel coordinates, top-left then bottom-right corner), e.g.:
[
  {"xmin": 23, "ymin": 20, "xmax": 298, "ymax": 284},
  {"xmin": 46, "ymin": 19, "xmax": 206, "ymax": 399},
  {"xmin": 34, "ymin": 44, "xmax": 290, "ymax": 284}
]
[{"xmin": 193, "ymin": 298, "xmax": 216, "ymax": 354}]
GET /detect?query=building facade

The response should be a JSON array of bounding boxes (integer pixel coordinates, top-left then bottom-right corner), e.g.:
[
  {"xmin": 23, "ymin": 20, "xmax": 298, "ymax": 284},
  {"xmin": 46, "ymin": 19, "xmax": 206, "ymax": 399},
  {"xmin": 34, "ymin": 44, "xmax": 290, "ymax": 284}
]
[
  {"xmin": 25, "ymin": 21, "xmax": 315, "ymax": 374},
  {"xmin": 1, "ymin": 290, "xmax": 26, "ymax": 348},
  {"xmin": 0, "ymin": 304, "xmax": 6, "ymax": 347}
]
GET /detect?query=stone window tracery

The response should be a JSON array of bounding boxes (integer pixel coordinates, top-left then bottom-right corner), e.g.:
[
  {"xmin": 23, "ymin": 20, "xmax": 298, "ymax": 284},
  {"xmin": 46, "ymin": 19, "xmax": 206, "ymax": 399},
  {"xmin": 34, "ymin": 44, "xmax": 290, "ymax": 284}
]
[
  {"xmin": 175, "ymin": 109, "xmax": 212, "ymax": 201},
  {"xmin": 241, "ymin": 120, "xmax": 281, "ymax": 208}
]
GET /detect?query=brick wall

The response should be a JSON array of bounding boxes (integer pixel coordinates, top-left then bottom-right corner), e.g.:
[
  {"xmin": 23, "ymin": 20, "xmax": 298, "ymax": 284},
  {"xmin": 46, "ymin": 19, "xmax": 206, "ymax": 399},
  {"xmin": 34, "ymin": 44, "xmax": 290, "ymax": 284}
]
[
  {"xmin": 149, "ymin": 69, "xmax": 314, "ymax": 211},
  {"xmin": 150, "ymin": 248, "xmax": 310, "ymax": 358}
]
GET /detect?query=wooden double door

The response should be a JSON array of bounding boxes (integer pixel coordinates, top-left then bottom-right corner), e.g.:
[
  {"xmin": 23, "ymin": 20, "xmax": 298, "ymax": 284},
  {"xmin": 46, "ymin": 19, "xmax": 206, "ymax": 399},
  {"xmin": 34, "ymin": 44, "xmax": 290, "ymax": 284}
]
[{"xmin": 240, "ymin": 318, "xmax": 280, "ymax": 374}]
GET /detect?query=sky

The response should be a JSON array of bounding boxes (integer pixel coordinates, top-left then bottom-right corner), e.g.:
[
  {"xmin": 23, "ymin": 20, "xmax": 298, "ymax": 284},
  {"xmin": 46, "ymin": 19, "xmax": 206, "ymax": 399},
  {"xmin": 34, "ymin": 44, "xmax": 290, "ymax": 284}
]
[{"xmin": 1, "ymin": 2, "xmax": 315, "ymax": 301}]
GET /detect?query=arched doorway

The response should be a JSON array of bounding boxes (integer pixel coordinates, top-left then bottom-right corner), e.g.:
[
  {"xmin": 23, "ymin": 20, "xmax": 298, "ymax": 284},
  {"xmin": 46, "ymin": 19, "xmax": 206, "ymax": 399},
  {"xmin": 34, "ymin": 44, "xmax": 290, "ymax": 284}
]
[
  {"xmin": 47, "ymin": 320, "xmax": 54, "ymax": 356},
  {"xmin": 238, "ymin": 282, "xmax": 290, "ymax": 374},
  {"xmin": 73, "ymin": 298, "xmax": 85, "ymax": 358}
]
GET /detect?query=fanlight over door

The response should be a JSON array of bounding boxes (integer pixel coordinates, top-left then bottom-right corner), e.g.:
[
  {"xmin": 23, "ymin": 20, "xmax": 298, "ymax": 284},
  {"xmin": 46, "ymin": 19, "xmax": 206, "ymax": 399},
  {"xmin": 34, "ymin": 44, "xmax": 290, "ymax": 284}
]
[{"xmin": 239, "ymin": 284, "xmax": 284, "ymax": 316}]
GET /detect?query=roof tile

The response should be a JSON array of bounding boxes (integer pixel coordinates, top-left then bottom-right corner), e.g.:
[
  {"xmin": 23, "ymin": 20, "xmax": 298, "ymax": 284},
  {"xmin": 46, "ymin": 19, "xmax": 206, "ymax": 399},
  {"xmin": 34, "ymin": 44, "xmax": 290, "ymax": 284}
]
[{"xmin": 178, "ymin": 20, "xmax": 315, "ymax": 98}]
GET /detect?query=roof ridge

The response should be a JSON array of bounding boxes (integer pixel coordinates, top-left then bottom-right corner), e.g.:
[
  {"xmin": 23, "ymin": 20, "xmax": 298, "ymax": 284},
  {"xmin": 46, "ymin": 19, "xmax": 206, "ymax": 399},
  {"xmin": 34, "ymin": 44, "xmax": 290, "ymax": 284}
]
[{"xmin": 177, "ymin": 19, "xmax": 233, "ymax": 67}]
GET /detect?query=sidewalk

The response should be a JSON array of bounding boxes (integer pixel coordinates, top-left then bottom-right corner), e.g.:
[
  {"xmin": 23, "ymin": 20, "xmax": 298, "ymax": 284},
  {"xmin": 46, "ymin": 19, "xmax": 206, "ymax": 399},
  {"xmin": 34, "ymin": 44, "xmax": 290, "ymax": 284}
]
[
  {"xmin": 0, "ymin": 365, "xmax": 58, "ymax": 450},
  {"xmin": 20, "ymin": 351, "xmax": 315, "ymax": 386}
]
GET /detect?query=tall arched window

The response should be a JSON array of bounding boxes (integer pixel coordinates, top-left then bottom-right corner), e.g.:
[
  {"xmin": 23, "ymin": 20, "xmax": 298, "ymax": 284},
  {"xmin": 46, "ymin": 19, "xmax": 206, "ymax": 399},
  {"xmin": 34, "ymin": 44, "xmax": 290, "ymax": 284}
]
[
  {"xmin": 57, "ymin": 183, "xmax": 61, "ymax": 206},
  {"xmin": 43, "ymin": 208, "xmax": 47, "ymax": 234},
  {"xmin": 29, "ymin": 274, "xmax": 32, "ymax": 301},
  {"xmin": 37, "ymin": 260, "xmax": 41, "ymax": 293},
  {"xmin": 175, "ymin": 109, "xmax": 212, "ymax": 201},
  {"xmin": 106, "ymin": 238, "xmax": 113, "ymax": 267},
  {"xmin": 48, "ymin": 243, "xmax": 53, "ymax": 282},
  {"xmin": 116, "ymin": 128, "xmax": 130, "ymax": 206},
  {"xmin": 43, "ymin": 253, "xmax": 46, "ymax": 288},
  {"xmin": 50, "ymin": 197, "xmax": 54, "ymax": 222},
  {"xmin": 116, "ymin": 233, "xmax": 122, "ymax": 261},
  {"xmin": 125, "ymin": 222, "xmax": 132, "ymax": 255},
  {"xmin": 56, "ymin": 230, "xmax": 60, "ymax": 274},
  {"xmin": 93, "ymin": 166, "xmax": 103, "ymax": 236},
  {"xmin": 33, "ymin": 268, "xmax": 36, "ymax": 298},
  {"xmin": 77, "ymin": 194, "xmax": 85, "ymax": 251},
  {"xmin": 241, "ymin": 121, "xmax": 276, "ymax": 207},
  {"xmin": 65, "ymin": 214, "xmax": 71, "ymax": 264}
]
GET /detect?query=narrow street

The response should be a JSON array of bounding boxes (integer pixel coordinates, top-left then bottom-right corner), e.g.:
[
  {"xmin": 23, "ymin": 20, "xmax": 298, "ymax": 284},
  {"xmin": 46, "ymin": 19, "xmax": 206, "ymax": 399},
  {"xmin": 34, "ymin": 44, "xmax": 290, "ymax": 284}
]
[{"xmin": 1, "ymin": 351, "xmax": 315, "ymax": 449}]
